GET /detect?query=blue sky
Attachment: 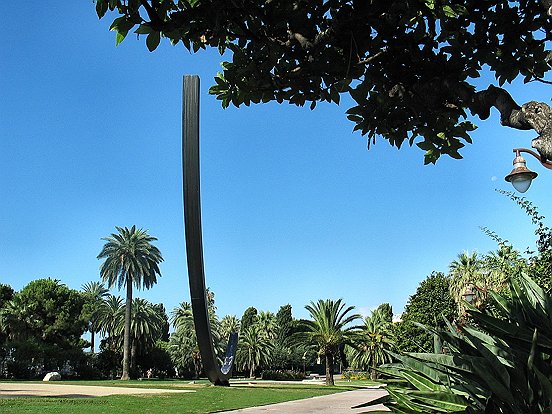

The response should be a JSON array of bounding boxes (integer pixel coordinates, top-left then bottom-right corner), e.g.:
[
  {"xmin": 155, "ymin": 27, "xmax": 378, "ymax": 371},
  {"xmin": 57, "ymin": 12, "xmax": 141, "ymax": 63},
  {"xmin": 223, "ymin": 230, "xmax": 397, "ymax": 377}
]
[{"xmin": 1, "ymin": 2, "xmax": 551, "ymax": 321}]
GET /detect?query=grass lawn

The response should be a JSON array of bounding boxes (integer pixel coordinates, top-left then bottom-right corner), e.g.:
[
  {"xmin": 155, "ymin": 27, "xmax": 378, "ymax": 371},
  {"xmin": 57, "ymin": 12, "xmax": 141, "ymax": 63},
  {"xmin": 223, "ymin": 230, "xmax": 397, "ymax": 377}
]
[{"xmin": 0, "ymin": 380, "xmax": 359, "ymax": 414}]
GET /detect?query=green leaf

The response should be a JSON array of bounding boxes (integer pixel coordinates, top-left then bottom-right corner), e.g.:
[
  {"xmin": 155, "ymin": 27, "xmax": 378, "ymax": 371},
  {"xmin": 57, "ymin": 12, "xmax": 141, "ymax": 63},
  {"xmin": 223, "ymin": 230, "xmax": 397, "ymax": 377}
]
[
  {"xmin": 442, "ymin": 5, "xmax": 457, "ymax": 17},
  {"xmin": 146, "ymin": 31, "xmax": 161, "ymax": 52},
  {"xmin": 96, "ymin": 0, "xmax": 108, "ymax": 18},
  {"xmin": 401, "ymin": 371, "xmax": 447, "ymax": 392},
  {"xmin": 135, "ymin": 24, "xmax": 153, "ymax": 35},
  {"xmin": 413, "ymin": 391, "xmax": 469, "ymax": 411}
]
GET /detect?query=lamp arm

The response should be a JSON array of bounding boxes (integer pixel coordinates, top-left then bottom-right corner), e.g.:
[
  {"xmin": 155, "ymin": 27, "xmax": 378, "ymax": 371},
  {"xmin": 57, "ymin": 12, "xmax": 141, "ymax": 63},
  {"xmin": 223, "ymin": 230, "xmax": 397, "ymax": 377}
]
[{"xmin": 514, "ymin": 148, "xmax": 552, "ymax": 170}]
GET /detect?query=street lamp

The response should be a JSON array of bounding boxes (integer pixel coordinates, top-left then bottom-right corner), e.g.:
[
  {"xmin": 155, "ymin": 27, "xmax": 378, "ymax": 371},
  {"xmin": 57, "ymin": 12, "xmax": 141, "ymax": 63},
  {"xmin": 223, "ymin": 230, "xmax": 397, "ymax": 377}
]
[
  {"xmin": 505, "ymin": 148, "xmax": 552, "ymax": 193},
  {"xmin": 462, "ymin": 285, "xmax": 475, "ymax": 305}
]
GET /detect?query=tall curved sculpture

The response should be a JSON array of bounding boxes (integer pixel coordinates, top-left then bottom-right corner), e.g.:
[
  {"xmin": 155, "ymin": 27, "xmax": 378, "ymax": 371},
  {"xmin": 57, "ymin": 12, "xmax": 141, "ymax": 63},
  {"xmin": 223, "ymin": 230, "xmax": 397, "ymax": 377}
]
[{"xmin": 182, "ymin": 75, "xmax": 238, "ymax": 386}]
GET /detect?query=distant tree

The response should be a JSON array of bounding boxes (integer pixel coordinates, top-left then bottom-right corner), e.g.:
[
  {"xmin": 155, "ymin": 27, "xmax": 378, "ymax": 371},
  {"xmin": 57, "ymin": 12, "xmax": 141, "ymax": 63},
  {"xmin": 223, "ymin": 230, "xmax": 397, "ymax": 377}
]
[
  {"xmin": 0, "ymin": 284, "xmax": 14, "ymax": 309},
  {"xmin": 81, "ymin": 281, "xmax": 109, "ymax": 353},
  {"xmin": 97, "ymin": 225, "xmax": 163, "ymax": 380},
  {"xmin": 275, "ymin": 304, "xmax": 293, "ymax": 344},
  {"xmin": 449, "ymin": 251, "xmax": 486, "ymax": 312},
  {"xmin": 498, "ymin": 190, "xmax": 552, "ymax": 292},
  {"xmin": 256, "ymin": 311, "xmax": 277, "ymax": 340},
  {"xmin": 2, "ymin": 278, "xmax": 87, "ymax": 377},
  {"xmin": 349, "ymin": 307, "xmax": 394, "ymax": 380},
  {"xmin": 394, "ymin": 272, "xmax": 457, "ymax": 353},
  {"xmin": 375, "ymin": 303, "xmax": 393, "ymax": 323},
  {"xmin": 240, "ymin": 306, "xmax": 258, "ymax": 333},
  {"xmin": 97, "ymin": 1, "xmax": 552, "ymax": 165},
  {"xmin": 169, "ymin": 327, "xmax": 202, "ymax": 378},
  {"xmin": 170, "ymin": 301, "xmax": 193, "ymax": 331},
  {"xmin": 236, "ymin": 325, "xmax": 274, "ymax": 378},
  {"xmin": 121, "ymin": 298, "xmax": 166, "ymax": 377},
  {"xmin": 220, "ymin": 315, "xmax": 240, "ymax": 343},
  {"xmin": 303, "ymin": 299, "xmax": 360, "ymax": 386},
  {"xmin": 153, "ymin": 303, "xmax": 170, "ymax": 342},
  {"xmin": 97, "ymin": 294, "xmax": 124, "ymax": 347}
]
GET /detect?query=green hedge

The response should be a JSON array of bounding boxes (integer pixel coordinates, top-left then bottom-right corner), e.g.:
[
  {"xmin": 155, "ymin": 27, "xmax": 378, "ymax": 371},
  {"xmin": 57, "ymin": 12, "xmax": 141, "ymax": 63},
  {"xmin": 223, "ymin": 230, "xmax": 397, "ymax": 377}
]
[{"xmin": 260, "ymin": 370, "xmax": 305, "ymax": 381}]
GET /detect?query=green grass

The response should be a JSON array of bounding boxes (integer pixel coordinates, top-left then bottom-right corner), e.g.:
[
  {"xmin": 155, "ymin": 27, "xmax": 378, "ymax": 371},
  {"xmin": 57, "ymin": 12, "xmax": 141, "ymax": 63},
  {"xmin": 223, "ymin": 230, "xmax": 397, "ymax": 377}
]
[{"xmin": 0, "ymin": 380, "xmax": 357, "ymax": 414}]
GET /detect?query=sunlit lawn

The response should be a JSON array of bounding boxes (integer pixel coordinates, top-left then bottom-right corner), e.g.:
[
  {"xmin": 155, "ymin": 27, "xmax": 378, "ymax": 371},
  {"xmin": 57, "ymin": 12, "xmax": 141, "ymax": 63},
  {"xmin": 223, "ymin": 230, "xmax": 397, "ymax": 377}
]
[{"xmin": 0, "ymin": 380, "xmax": 363, "ymax": 414}]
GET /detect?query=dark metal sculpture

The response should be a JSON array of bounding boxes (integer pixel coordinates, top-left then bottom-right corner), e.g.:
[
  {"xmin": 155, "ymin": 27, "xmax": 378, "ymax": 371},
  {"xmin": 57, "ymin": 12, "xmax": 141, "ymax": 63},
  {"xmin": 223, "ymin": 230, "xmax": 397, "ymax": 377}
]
[{"xmin": 182, "ymin": 75, "xmax": 238, "ymax": 386}]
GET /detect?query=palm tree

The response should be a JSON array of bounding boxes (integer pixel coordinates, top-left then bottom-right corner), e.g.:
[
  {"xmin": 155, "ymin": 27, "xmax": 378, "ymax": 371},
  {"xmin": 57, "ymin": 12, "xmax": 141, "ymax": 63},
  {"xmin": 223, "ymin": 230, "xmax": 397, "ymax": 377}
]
[
  {"xmin": 170, "ymin": 301, "xmax": 193, "ymax": 331},
  {"xmin": 449, "ymin": 251, "xmax": 482, "ymax": 312},
  {"xmin": 97, "ymin": 225, "xmax": 163, "ymax": 380},
  {"xmin": 117, "ymin": 298, "xmax": 165, "ymax": 376},
  {"xmin": 236, "ymin": 324, "xmax": 274, "ymax": 378},
  {"xmin": 304, "ymin": 299, "xmax": 361, "ymax": 386},
  {"xmin": 97, "ymin": 294, "xmax": 124, "ymax": 343},
  {"xmin": 81, "ymin": 281, "xmax": 109, "ymax": 353},
  {"xmin": 220, "ymin": 315, "xmax": 240, "ymax": 343},
  {"xmin": 349, "ymin": 308, "xmax": 394, "ymax": 380},
  {"xmin": 256, "ymin": 311, "xmax": 277, "ymax": 340}
]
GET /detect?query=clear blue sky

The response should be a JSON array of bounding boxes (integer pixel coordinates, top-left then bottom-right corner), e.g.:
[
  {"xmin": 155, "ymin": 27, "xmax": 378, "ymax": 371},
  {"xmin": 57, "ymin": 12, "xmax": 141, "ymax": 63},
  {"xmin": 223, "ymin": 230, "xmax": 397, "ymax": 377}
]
[{"xmin": 1, "ymin": 2, "xmax": 551, "ymax": 321}]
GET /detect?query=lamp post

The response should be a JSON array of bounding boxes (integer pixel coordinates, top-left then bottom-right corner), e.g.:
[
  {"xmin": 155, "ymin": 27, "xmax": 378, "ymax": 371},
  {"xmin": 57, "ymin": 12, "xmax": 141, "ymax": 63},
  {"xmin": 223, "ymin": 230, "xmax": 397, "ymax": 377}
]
[
  {"xmin": 462, "ymin": 285, "xmax": 475, "ymax": 305},
  {"xmin": 505, "ymin": 148, "xmax": 552, "ymax": 193}
]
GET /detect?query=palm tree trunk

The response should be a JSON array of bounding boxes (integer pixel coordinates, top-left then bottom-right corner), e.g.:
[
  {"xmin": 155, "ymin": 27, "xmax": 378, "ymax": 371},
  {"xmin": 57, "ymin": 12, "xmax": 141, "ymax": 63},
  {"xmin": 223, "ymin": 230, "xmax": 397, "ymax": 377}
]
[
  {"xmin": 90, "ymin": 327, "xmax": 95, "ymax": 353},
  {"xmin": 131, "ymin": 341, "xmax": 137, "ymax": 378},
  {"xmin": 325, "ymin": 353, "xmax": 334, "ymax": 386},
  {"xmin": 249, "ymin": 364, "xmax": 255, "ymax": 379},
  {"xmin": 121, "ymin": 280, "xmax": 132, "ymax": 380}
]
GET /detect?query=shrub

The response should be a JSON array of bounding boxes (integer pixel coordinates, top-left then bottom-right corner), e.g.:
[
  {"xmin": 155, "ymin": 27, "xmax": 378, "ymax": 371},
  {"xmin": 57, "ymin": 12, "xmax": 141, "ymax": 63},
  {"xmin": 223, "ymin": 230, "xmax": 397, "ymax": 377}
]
[
  {"xmin": 260, "ymin": 369, "xmax": 305, "ymax": 381},
  {"xmin": 366, "ymin": 273, "xmax": 552, "ymax": 413}
]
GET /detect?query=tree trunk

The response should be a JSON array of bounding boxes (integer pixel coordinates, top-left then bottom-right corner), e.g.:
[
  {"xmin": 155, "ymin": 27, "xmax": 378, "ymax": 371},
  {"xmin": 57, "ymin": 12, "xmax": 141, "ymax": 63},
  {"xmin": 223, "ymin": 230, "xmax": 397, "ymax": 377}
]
[
  {"xmin": 90, "ymin": 328, "xmax": 95, "ymax": 353},
  {"xmin": 121, "ymin": 280, "xmax": 132, "ymax": 380},
  {"xmin": 370, "ymin": 367, "xmax": 377, "ymax": 380},
  {"xmin": 131, "ymin": 341, "xmax": 137, "ymax": 378},
  {"xmin": 249, "ymin": 364, "xmax": 255, "ymax": 379},
  {"xmin": 325, "ymin": 353, "xmax": 334, "ymax": 386}
]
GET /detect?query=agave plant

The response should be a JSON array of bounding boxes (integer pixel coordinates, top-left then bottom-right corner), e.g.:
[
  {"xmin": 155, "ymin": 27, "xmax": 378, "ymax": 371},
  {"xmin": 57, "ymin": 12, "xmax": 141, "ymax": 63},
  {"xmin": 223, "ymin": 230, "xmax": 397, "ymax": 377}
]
[{"xmin": 366, "ymin": 273, "xmax": 552, "ymax": 413}]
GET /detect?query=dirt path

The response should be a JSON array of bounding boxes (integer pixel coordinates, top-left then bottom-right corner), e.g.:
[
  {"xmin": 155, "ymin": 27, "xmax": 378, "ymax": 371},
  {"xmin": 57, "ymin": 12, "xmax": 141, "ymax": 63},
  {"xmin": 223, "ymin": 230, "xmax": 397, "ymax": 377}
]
[{"xmin": 0, "ymin": 382, "xmax": 194, "ymax": 398}]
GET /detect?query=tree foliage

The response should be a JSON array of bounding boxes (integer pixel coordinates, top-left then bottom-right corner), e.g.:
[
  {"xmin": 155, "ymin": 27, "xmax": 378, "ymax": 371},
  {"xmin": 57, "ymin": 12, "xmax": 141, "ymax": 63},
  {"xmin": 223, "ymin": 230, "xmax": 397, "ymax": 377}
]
[
  {"xmin": 395, "ymin": 272, "xmax": 457, "ymax": 353},
  {"xmin": 0, "ymin": 279, "xmax": 87, "ymax": 378},
  {"xmin": 348, "ymin": 305, "xmax": 394, "ymax": 379},
  {"xmin": 303, "ymin": 298, "xmax": 360, "ymax": 385},
  {"xmin": 97, "ymin": 225, "xmax": 163, "ymax": 380},
  {"xmin": 498, "ymin": 189, "xmax": 552, "ymax": 292},
  {"xmin": 95, "ymin": 0, "xmax": 552, "ymax": 164},
  {"xmin": 370, "ymin": 273, "xmax": 552, "ymax": 413}
]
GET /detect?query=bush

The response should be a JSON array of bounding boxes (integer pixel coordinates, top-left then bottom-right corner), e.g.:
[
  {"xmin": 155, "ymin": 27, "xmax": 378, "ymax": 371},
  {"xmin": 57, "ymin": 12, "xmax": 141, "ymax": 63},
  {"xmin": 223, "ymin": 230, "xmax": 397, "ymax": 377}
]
[
  {"xmin": 260, "ymin": 369, "xmax": 305, "ymax": 381},
  {"xmin": 366, "ymin": 273, "xmax": 552, "ymax": 413},
  {"xmin": 342, "ymin": 370, "xmax": 370, "ymax": 380}
]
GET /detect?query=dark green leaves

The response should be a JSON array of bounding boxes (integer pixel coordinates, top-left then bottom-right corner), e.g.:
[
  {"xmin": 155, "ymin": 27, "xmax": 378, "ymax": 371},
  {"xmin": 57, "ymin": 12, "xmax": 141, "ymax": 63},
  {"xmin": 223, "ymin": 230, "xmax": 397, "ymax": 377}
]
[
  {"xmin": 94, "ymin": 0, "xmax": 552, "ymax": 162},
  {"xmin": 375, "ymin": 274, "xmax": 552, "ymax": 412},
  {"xmin": 146, "ymin": 31, "xmax": 161, "ymax": 52}
]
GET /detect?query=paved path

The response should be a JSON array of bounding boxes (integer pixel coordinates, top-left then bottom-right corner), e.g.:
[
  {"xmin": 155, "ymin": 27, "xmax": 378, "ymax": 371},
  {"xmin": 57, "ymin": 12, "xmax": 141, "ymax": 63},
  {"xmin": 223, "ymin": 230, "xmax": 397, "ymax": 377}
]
[
  {"xmin": 218, "ymin": 388, "xmax": 389, "ymax": 414},
  {"xmin": 0, "ymin": 382, "xmax": 194, "ymax": 398}
]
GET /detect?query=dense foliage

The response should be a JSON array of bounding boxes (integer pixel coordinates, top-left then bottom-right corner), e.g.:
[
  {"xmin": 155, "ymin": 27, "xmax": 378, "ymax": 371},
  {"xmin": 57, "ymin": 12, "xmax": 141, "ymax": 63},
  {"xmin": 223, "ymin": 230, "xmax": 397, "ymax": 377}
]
[
  {"xmin": 394, "ymin": 272, "xmax": 457, "ymax": 353},
  {"xmin": 95, "ymin": 0, "xmax": 552, "ymax": 164},
  {"xmin": 369, "ymin": 273, "xmax": 552, "ymax": 413},
  {"xmin": 0, "ymin": 279, "xmax": 87, "ymax": 378}
]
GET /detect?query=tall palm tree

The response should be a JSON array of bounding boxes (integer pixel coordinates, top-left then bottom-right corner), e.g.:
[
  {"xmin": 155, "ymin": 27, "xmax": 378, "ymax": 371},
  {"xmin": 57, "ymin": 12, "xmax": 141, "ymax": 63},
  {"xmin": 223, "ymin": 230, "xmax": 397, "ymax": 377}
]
[
  {"xmin": 97, "ymin": 225, "xmax": 163, "ymax": 380},
  {"xmin": 236, "ymin": 324, "xmax": 274, "ymax": 378},
  {"xmin": 81, "ymin": 281, "xmax": 109, "ymax": 353},
  {"xmin": 304, "ymin": 299, "xmax": 360, "ymax": 386}
]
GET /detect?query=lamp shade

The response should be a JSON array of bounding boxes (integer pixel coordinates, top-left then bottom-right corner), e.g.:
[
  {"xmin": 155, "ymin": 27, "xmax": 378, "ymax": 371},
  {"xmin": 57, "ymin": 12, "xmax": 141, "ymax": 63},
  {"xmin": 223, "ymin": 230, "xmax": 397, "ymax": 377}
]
[{"xmin": 505, "ymin": 154, "xmax": 538, "ymax": 193}]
